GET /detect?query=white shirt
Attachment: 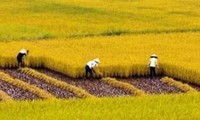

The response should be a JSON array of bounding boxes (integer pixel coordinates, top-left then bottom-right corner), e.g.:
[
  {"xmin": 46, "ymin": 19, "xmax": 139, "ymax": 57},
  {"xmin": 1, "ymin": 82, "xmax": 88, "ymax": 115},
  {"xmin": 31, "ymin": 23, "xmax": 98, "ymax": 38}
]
[
  {"xmin": 149, "ymin": 58, "xmax": 158, "ymax": 67},
  {"xmin": 87, "ymin": 60, "xmax": 98, "ymax": 69},
  {"xmin": 19, "ymin": 49, "xmax": 27, "ymax": 54}
]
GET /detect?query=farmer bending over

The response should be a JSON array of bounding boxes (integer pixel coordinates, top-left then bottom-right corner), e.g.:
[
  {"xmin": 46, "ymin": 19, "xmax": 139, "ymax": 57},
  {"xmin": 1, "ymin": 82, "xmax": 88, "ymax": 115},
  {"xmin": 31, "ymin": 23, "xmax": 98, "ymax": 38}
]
[
  {"xmin": 148, "ymin": 54, "xmax": 159, "ymax": 78},
  {"xmin": 85, "ymin": 58, "xmax": 100, "ymax": 79},
  {"xmin": 17, "ymin": 48, "xmax": 29, "ymax": 67}
]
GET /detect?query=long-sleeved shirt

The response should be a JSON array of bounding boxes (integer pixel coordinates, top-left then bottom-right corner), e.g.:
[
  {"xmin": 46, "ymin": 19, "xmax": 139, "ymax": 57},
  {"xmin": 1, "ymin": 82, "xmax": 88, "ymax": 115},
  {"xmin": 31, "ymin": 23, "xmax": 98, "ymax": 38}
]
[
  {"xmin": 149, "ymin": 58, "xmax": 158, "ymax": 68},
  {"xmin": 86, "ymin": 60, "xmax": 98, "ymax": 69}
]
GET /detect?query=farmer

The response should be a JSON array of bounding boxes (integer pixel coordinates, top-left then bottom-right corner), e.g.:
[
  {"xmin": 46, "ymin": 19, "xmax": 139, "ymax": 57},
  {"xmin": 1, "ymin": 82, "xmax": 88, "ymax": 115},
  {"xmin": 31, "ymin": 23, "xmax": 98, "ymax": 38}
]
[
  {"xmin": 148, "ymin": 54, "xmax": 159, "ymax": 78},
  {"xmin": 17, "ymin": 48, "xmax": 29, "ymax": 67},
  {"xmin": 85, "ymin": 58, "xmax": 100, "ymax": 79}
]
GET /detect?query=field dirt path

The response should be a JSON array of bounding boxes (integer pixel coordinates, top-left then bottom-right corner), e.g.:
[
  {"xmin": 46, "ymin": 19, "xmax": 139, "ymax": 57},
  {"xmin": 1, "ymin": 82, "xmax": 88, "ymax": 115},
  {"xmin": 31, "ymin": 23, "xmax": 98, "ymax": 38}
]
[
  {"xmin": 119, "ymin": 78, "xmax": 182, "ymax": 94},
  {"xmin": 1, "ymin": 68, "xmax": 199, "ymax": 101},
  {"xmin": 37, "ymin": 69, "xmax": 132, "ymax": 97},
  {"xmin": 3, "ymin": 69, "xmax": 76, "ymax": 99},
  {"xmin": 0, "ymin": 78, "xmax": 39, "ymax": 100}
]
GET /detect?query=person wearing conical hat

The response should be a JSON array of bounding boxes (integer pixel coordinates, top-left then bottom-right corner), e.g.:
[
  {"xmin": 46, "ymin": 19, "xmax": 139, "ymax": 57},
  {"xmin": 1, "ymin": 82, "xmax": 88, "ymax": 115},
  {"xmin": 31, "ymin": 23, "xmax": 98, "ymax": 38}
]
[
  {"xmin": 85, "ymin": 58, "xmax": 100, "ymax": 79},
  {"xmin": 17, "ymin": 48, "xmax": 29, "ymax": 67},
  {"xmin": 148, "ymin": 54, "xmax": 159, "ymax": 78}
]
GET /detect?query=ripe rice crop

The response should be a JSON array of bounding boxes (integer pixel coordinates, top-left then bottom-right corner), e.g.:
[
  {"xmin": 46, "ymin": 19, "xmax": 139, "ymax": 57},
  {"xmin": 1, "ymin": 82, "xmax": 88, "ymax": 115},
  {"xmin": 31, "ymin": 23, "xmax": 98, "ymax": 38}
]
[
  {"xmin": 0, "ymin": 0, "xmax": 200, "ymax": 41},
  {"xmin": 0, "ymin": 0, "xmax": 200, "ymax": 119},
  {"xmin": 101, "ymin": 77, "xmax": 145, "ymax": 96},
  {"xmin": 0, "ymin": 32, "xmax": 200, "ymax": 85},
  {"xmin": 0, "ymin": 90, "xmax": 13, "ymax": 101},
  {"xmin": 161, "ymin": 77, "xmax": 197, "ymax": 93},
  {"xmin": 1, "ymin": 93, "xmax": 200, "ymax": 120},
  {"xmin": 0, "ymin": 0, "xmax": 200, "ymax": 86}
]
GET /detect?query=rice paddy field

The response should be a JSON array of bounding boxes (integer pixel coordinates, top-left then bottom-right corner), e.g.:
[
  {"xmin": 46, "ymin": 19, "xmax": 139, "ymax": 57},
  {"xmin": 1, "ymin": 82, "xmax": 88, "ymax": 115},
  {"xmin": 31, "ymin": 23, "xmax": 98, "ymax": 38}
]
[{"xmin": 1, "ymin": 0, "xmax": 200, "ymax": 119}]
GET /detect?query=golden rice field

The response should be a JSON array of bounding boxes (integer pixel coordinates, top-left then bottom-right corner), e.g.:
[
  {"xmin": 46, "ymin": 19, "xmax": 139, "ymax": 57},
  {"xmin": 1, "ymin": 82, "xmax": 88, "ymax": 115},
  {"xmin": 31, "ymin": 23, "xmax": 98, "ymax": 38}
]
[
  {"xmin": 0, "ymin": 0, "xmax": 200, "ymax": 41},
  {"xmin": 1, "ymin": 0, "xmax": 200, "ymax": 119},
  {"xmin": 1, "ymin": 32, "xmax": 200, "ymax": 84}
]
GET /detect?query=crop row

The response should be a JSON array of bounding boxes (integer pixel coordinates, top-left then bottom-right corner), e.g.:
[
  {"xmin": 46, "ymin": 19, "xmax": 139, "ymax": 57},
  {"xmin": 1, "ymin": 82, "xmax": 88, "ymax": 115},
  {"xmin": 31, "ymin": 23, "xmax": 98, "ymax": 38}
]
[
  {"xmin": 0, "ymin": 68, "xmax": 199, "ymax": 101},
  {"xmin": 0, "ymin": 71, "xmax": 55, "ymax": 99},
  {"xmin": 20, "ymin": 68, "xmax": 95, "ymax": 99},
  {"xmin": 101, "ymin": 77, "xmax": 145, "ymax": 96},
  {"xmin": 0, "ymin": 90, "xmax": 13, "ymax": 101},
  {"xmin": 161, "ymin": 77, "xmax": 197, "ymax": 93}
]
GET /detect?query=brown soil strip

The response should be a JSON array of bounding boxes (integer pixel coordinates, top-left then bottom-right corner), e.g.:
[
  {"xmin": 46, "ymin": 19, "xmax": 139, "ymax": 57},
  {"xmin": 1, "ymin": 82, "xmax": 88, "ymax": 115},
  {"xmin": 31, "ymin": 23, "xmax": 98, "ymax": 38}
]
[
  {"xmin": 37, "ymin": 69, "xmax": 132, "ymax": 97},
  {"xmin": 0, "ymin": 79, "xmax": 39, "ymax": 100},
  {"xmin": 119, "ymin": 77, "xmax": 183, "ymax": 94},
  {"xmin": 3, "ymin": 69, "xmax": 76, "ymax": 99}
]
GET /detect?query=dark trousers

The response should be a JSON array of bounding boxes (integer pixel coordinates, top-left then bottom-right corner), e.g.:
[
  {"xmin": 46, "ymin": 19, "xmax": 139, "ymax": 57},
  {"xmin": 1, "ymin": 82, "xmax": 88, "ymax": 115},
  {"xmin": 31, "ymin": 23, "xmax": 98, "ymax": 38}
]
[
  {"xmin": 85, "ymin": 65, "xmax": 93, "ymax": 78},
  {"xmin": 17, "ymin": 53, "xmax": 25, "ymax": 67},
  {"xmin": 150, "ymin": 67, "xmax": 156, "ymax": 78}
]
